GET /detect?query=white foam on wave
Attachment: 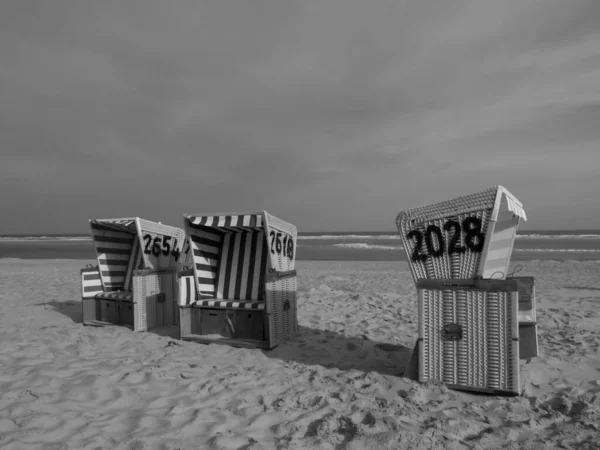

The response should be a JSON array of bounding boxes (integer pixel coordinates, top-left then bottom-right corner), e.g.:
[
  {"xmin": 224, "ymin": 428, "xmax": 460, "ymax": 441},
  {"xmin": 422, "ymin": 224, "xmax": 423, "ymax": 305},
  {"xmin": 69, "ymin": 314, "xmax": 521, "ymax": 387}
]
[
  {"xmin": 517, "ymin": 234, "xmax": 600, "ymax": 239},
  {"xmin": 331, "ymin": 244, "xmax": 600, "ymax": 253},
  {"xmin": 299, "ymin": 235, "xmax": 400, "ymax": 240},
  {"xmin": 0, "ymin": 236, "xmax": 91, "ymax": 242},
  {"xmin": 333, "ymin": 243, "xmax": 400, "ymax": 250},
  {"xmin": 300, "ymin": 233, "xmax": 600, "ymax": 240},
  {"xmin": 515, "ymin": 248, "xmax": 600, "ymax": 252}
]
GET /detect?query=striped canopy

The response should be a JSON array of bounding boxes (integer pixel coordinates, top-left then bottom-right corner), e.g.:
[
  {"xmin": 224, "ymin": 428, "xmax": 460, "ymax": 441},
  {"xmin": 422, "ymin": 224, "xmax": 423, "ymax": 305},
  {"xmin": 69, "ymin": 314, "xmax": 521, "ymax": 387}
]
[
  {"xmin": 90, "ymin": 217, "xmax": 186, "ymax": 292},
  {"xmin": 185, "ymin": 213, "xmax": 264, "ymax": 233},
  {"xmin": 90, "ymin": 218, "xmax": 139, "ymax": 291},
  {"xmin": 184, "ymin": 213, "xmax": 268, "ymax": 299},
  {"xmin": 503, "ymin": 194, "xmax": 527, "ymax": 221},
  {"xmin": 183, "ymin": 211, "xmax": 297, "ymax": 301},
  {"xmin": 90, "ymin": 218, "xmax": 137, "ymax": 232}
]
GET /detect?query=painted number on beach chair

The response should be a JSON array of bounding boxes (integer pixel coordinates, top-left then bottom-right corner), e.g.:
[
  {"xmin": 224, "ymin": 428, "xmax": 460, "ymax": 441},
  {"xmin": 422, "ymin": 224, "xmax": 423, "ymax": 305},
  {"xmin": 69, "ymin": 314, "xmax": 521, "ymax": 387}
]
[
  {"xmin": 406, "ymin": 217, "xmax": 484, "ymax": 263},
  {"xmin": 171, "ymin": 239, "xmax": 190, "ymax": 262},
  {"xmin": 269, "ymin": 230, "xmax": 294, "ymax": 260},
  {"xmin": 143, "ymin": 234, "xmax": 185, "ymax": 260}
]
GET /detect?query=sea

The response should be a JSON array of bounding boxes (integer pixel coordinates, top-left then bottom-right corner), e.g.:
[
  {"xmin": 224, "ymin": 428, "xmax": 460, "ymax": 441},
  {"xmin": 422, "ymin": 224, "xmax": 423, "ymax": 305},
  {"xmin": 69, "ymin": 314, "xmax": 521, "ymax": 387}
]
[{"xmin": 1, "ymin": 230, "xmax": 600, "ymax": 261}]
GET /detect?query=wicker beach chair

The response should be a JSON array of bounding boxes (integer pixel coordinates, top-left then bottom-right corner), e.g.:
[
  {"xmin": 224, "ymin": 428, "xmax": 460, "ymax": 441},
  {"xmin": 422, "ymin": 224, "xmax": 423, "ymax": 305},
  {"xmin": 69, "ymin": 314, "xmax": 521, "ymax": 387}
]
[
  {"xmin": 397, "ymin": 186, "xmax": 538, "ymax": 394},
  {"xmin": 412, "ymin": 279, "xmax": 521, "ymax": 395},
  {"xmin": 80, "ymin": 218, "xmax": 189, "ymax": 332},
  {"xmin": 177, "ymin": 211, "xmax": 298, "ymax": 349}
]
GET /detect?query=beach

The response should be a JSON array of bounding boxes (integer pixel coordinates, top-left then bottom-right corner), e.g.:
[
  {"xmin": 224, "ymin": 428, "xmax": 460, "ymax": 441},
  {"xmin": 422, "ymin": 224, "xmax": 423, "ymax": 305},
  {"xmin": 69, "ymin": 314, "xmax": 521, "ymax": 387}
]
[{"xmin": 0, "ymin": 258, "xmax": 599, "ymax": 449}]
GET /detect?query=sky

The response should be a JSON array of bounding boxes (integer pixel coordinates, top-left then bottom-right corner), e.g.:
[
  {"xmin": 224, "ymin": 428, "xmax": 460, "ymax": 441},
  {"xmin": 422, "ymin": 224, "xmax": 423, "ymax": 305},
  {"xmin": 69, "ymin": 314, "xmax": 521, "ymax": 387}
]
[{"xmin": 1, "ymin": 0, "xmax": 599, "ymax": 233}]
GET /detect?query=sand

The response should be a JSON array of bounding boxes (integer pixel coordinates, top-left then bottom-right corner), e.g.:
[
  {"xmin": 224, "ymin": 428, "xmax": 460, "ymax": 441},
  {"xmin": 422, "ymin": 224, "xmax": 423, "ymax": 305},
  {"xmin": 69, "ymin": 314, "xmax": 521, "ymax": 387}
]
[{"xmin": 0, "ymin": 259, "xmax": 599, "ymax": 450}]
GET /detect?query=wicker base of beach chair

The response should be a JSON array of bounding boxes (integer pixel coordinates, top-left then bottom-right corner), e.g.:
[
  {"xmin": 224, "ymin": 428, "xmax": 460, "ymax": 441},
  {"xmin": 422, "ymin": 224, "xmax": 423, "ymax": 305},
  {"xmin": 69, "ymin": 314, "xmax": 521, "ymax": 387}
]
[
  {"xmin": 132, "ymin": 268, "xmax": 178, "ymax": 332},
  {"xmin": 178, "ymin": 286, "xmax": 297, "ymax": 350},
  {"xmin": 81, "ymin": 267, "xmax": 179, "ymax": 333},
  {"xmin": 406, "ymin": 279, "xmax": 522, "ymax": 396},
  {"xmin": 82, "ymin": 297, "xmax": 133, "ymax": 328},
  {"xmin": 404, "ymin": 277, "xmax": 539, "ymax": 391},
  {"xmin": 180, "ymin": 309, "xmax": 271, "ymax": 349}
]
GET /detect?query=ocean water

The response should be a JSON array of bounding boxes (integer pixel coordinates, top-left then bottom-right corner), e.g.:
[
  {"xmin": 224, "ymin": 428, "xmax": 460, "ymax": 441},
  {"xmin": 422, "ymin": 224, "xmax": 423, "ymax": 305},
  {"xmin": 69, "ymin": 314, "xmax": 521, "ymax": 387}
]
[{"xmin": 1, "ymin": 230, "xmax": 600, "ymax": 261}]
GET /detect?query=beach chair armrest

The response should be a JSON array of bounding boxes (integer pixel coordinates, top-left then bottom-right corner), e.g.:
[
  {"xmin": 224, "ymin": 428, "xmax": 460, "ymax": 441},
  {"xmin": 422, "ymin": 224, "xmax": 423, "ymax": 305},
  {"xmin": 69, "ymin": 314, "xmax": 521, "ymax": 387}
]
[
  {"xmin": 132, "ymin": 268, "xmax": 177, "ymax": 301},
  {"xmin": 178, "ymin": 274, "xmax": 197, "ymax": 307},
  {"xmin": 80, "ymin": 265, "xmax": 103, "ymax": 298},
  {"xmin": 266, "ymin": 269, "xmax": 297, "ymax": 283}
]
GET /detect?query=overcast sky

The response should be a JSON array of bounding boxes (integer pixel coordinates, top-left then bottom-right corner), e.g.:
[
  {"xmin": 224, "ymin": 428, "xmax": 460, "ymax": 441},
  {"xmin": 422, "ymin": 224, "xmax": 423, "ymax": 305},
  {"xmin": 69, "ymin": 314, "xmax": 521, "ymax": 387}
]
[{"xmin": 1, "ymin": 0, "xmax": 599, "ymax": 233}]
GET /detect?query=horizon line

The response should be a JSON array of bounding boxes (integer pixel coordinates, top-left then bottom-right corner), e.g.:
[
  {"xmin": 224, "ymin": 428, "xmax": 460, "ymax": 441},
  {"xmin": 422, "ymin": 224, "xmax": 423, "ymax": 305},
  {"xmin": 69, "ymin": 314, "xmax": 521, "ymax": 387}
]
[{"xmin": 2, "ymin": 228, "xmax": 600, "ymax": 237}]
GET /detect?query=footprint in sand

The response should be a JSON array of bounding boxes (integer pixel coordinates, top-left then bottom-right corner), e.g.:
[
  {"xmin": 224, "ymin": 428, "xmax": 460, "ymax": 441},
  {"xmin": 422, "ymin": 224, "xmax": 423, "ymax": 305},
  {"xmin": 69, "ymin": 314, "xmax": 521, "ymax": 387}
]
[{"xmin": 122, "ymin": 371, "xmax": 151, "ymax": 385}]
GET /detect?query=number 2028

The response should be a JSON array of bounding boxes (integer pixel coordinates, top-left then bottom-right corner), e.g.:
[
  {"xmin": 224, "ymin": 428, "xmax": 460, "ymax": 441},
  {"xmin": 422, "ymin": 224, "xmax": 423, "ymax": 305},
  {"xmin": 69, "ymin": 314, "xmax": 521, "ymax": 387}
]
[{"xmin": 406, "ymin": 217, "xmax": 485, "ymax": 263}]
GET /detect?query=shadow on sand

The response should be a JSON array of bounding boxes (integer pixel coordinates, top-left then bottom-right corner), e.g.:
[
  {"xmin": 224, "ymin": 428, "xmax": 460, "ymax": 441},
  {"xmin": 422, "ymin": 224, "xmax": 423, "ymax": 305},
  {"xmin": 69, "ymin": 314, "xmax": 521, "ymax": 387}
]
[
  {"xmin": 563, "ymin": 285, "xmax": 600, "ymax": 291},
  {"xmin": 263, "ymin": 325, "xmax": 414, "ymax": 377},
  {"xmin": 42, "ymin": 300, "xmax": 179, "ymax": 338},
  {"xmin": 41, "ymin": 300, "xmax": 83, "ymax": 324},
  {"xmin": 40, "ymin": 303, "xmax": 414, "ymax": 377}
]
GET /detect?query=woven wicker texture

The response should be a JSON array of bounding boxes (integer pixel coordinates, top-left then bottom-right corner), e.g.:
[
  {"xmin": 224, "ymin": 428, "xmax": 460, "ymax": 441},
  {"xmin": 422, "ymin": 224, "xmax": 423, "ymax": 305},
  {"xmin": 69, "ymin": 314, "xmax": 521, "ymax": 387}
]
[
  {"xmin": 133, "ymin": 268, "xmax": 178, "ymax": 332},
  {"xmin": 417, "ymin": 280, "xmax": 520, "ymax": 395},
  {"xmin": 396, "ymin": 186, "xmax": 526, "ymax": 282}
]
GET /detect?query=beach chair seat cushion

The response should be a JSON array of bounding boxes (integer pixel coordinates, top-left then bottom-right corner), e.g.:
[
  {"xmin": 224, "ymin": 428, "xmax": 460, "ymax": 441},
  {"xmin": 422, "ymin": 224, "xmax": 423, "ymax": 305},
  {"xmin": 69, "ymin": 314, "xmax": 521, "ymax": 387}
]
[
  {"xmin": 192, "ymin": 299, "xmax": 265, "ymax": 310},
  {"xmin": 94, "ymin": 291, "xmax": 134, "ymax": 302}
]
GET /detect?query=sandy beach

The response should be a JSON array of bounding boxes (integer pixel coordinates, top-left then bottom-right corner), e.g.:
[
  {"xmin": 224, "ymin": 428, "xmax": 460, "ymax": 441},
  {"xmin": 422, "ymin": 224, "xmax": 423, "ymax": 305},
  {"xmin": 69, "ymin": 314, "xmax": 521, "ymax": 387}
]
[{"xmin": 0, "ymin": 259, "xmax": 599, "ymax": 449}]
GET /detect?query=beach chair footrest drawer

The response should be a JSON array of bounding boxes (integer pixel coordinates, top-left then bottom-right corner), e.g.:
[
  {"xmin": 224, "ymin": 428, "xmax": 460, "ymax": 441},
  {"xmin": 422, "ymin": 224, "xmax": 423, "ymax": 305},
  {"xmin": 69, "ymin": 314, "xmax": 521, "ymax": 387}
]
[
  {"xmin": 416, "ymin": 279, "xmax": 521, "ymax": 395},
  {"xmin": 83, "ymin": 297, "xmax": 134, "ymax": 328},
  {"xmin": 192, "ymin": 308, "xmax": 266, "ymax": 341}
]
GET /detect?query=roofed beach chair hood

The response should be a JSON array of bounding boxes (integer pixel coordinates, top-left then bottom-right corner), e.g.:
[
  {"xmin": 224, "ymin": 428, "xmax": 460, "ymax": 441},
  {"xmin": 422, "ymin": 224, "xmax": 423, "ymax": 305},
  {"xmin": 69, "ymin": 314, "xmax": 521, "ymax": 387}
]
[{"xmin": 80, "ymin": 217, "xmax": 188, "ymax": 332}]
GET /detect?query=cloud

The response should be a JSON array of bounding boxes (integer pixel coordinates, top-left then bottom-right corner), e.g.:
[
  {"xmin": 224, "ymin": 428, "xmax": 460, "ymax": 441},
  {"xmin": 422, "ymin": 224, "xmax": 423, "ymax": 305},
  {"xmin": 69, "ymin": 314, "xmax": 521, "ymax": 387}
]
[{"xmin": 1, "ymin": 0, "xmax": 600, "ymax": 232}]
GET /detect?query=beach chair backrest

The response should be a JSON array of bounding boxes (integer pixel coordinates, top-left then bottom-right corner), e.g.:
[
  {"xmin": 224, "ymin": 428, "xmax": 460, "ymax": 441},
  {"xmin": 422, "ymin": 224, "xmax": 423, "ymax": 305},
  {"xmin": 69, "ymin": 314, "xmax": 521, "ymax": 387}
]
[
  {"xmin": 91, "ymin": 218, "xmax": 187, "ymax": 291},
  {"xmin": 215, "ymin": 229, "xmax": 269, "ymax": 300},
  {"xmin": 396, "ymin": 186, "xmax": 526, "ymax": 282},
  {"xmin": 184, "ymin": 212, "xmax": 297, "ymax": 301},
  {"xmin": 123, "ymin": 238, "xmax": 143, "ymax": 292},
  {"xmin": 135, "ymin": 218, "xmax": 188, "ymax": 271},
  {"xmin": 90, "ymin": 219, "xmax": 137, "ymax": 291}
]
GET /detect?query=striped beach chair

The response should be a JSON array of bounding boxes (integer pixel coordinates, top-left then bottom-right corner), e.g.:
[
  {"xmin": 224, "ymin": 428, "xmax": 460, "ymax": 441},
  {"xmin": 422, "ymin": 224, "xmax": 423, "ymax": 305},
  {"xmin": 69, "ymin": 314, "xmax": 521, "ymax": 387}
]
[
  {"xmin": 80, "ymin": 218, "xmax": 188, "ymax": 332},
  {"xmin": 397, "ymin": 186, "xmax": 538, "ymax": 394},
  {"xmin": 178, "ymin": 211, "xmax": 298, "ymax": 349}
]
